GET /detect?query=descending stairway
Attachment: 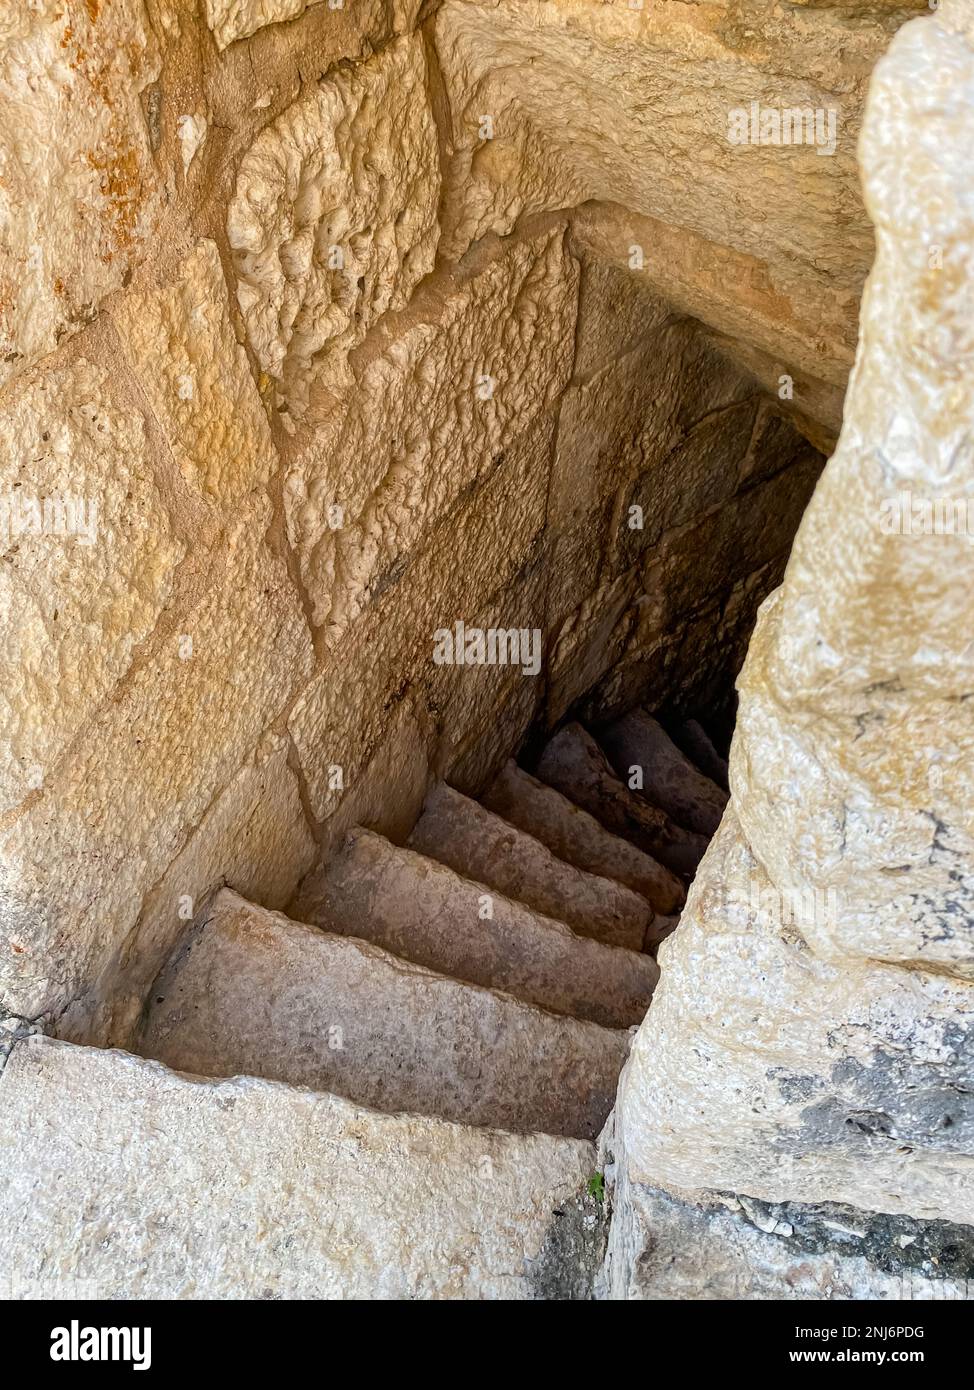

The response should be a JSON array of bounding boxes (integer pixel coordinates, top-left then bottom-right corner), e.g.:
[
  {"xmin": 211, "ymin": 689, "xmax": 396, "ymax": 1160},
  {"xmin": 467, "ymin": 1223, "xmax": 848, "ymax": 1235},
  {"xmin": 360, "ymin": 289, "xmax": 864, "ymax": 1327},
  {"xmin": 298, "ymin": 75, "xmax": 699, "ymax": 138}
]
[{"xmin": 0, "ymin": 707, "xmax": 728, "ymax": 1299}]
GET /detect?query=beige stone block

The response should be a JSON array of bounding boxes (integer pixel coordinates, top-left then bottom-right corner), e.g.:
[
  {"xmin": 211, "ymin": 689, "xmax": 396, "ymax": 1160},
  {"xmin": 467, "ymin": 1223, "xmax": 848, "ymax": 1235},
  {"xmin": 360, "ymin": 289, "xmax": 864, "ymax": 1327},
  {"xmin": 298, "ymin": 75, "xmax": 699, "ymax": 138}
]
[
  {"xmin": 437, "ymin": 75, "xmax": 588, "ymax": 262},
  {"xmin": 288, "ymin": 414, "xmax": 553, "ymax": 822},
  {"xmin": 731, "ymin": 11, "xmax": 974, "ymax": 979},
  {"xmin": 313, "ymin": 699, "xmax": 434, "ymax": 858},
  {"xmin": 205, "ymin": 0, "xmax": 327, "ymax": 49},
  {"xmin": 227, "ymin": 34, "xmax": 440, "ymax": 418},
  {"xmin": 0, "ymin": 1, "xmax": 163, "ymax": 388},
  {"xmin": 435, "ymin": 0, "xmax": 887, "ymax": 405},
  {"xmin": 113, "ymin": 241, "xmax": 277, "ymax": 507},
  {"xmin": 0, "ymin": 509, "xmax": 313, "ymax": 1020},
  {"xmin": 0, "ymin": 1035, "xmax": 598, "ymax": 1299},
  {"xmin": 0, "ymin": 362, "xmax": 184, "ymax": 816},
  {"xmin": 286, "ymin": 425, "xmax": 547, "ymax": 822},
  {"xmin": 286, "ymin": 229, "xmax": 575, "ymax": 634},
  {"xmin": 619, "ymin": 810, "xmax": 974, "ymax": 1227},
  {"xmin": 98, "ymin": 733, "xmax": 318, "ymax": 1047}
]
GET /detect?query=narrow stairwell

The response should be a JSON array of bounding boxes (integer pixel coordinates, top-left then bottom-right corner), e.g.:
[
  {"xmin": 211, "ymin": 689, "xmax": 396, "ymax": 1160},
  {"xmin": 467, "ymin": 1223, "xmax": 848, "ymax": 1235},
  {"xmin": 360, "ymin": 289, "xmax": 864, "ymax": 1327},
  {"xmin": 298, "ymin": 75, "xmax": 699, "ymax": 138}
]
[{"xmin": 0, "ymin": 704, "xmax": 728, "ymax": 1298}]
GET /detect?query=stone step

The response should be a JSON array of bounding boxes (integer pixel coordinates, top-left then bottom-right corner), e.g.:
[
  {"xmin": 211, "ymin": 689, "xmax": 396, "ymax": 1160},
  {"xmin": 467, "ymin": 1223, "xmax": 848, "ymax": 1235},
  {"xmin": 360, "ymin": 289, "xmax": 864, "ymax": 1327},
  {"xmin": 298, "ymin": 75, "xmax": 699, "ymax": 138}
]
[
  {"xmin": 408, "ymin": 782, "xmax": 652, "ymax": 952},
  {"xmin": 482, "ymin": 760, "xmax": 685, "ymax": 916},
  {"xmin": 647, "ymin": 914, "xmax": 679, "ymax": 949},
  {"xmin": 292, "ymin": 829, "xmax": 658, "ymax": 1029},
  {"xmin": 0, "ymin": 1035, "xmax": 600, "ymax": 1299},
  {"xmin": 596, "ymin": 710, "xmax": 728, "ymax": 837},
  {"xmin": 666, "ymin": 716, "xmax": 730, "ymax": 793},
  {"xmin": 534, "ymin": 724, "xmax": 709, "ymax": 877},
  {"xmin": 139, "ymin": 890, "xmax": 630, "ymax": 1141}
]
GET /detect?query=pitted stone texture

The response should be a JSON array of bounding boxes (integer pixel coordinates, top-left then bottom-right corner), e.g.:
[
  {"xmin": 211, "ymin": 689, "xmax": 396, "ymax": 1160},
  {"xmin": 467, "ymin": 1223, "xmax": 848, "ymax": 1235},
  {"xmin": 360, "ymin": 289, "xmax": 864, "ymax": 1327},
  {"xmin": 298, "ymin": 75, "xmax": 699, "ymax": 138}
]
[
  {"xmin": 435, "ymin": 0, "xmax": 893, "ymax": 407},
  {"xmin": 93, "ymin": 734, "xmax": 318, "ymax": 1049},
  {"xmin": 0, "ymin": 1035, "xmax": 597, "ymax": 1298},
  {"xmin": 570, "ymin": 202, "xmax": 856, "ymax": 439},
  {"xmin": 0, "ymin": 362, "xmax": 184, "ymax": 817},
  {"xmin": 536, "ymin": 725, "xmax": 708, "ymax": 878},
  {"xmin": 437, "ymin": 67, "xmax": 587, "ymax": 262},
  {"xmin": 293, "ymin": 828, "xmax": 658, "ymax": 1029},
  {"xmin": 227, "ymin": 35, "xmax": 439, "ymax": 420},
  {"xmin": 285, "ymin": 229, "xmax": 576, "ymax": 634},
  {"xmin": 141, "ymin": 890, "xmax": 628, "ymax": 1140},
  {"xmin": 618, "ymin": 810, "xmax": 974, "ymax": 1227},
  {"xmin": 596, "ymin": 711, "xmax": 728, "ymax": 838},
  {"xmin": 288, "ymin": 418, "xmax": 551, "ymax": 822},
  {"xmin": 113, "ymin": 241, "xmax": 277, "ymax": 507},
  {"xmin": 483, "ymin": 762, "xmax": 685, "ymax": 916},
  {"xmin": 731, "ymin": 10, "xmax": 974, "ymax": 981},
  {"xmin": 408, "ymin": 783, "xmax": 651, "ymax": 951},
  {"xmin": 0, "ymin": 510, "xmax": 313, "ymax": 1021},
  {"xmin": 206, "ymin": 0, "xmax": 325, "ymax": 49},
  {"xmin": 0, "ymin": 1, "xmax": 162, "ymax": 389},
  {"xmin": 601, "ymin": 1175, "xmax": 974, "ymax": 1301}
]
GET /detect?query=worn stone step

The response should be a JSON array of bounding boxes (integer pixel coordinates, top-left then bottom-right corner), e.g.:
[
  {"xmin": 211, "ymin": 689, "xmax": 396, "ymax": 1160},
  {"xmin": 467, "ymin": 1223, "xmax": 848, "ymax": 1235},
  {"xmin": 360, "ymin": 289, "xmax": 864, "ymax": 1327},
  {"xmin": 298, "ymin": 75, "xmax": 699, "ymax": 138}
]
[
  {"xmin": 647, "ymin": 914, "xmax": 679, "ymax": 949},
  {"xmin": 534, "ymin": 724, "xmax": 709, "ymax": 876},
  {"xmin": 596, "ymin": 710, "xmax": 728, "ymax": 837},
  {"xmin": 139, "ymin": 889, "xmax": 630, "ymax": 1141},
  {"xmin": 408, "ymin": 782, "xmax": 652, "ymax": 952},
  {"xmin": 292, "ymin": 829, "xmax": 658, "ymax": 1029},
  {"xmin": 482, "ymin": 760, "xmax": 686, "ymax": 917},
  {"xmin": 0, "ymin": 1035, "xmax": 601, "ymax": 1299},
  {"xmin": 666, "ymin": 716, "xmax": 730, "ymax": 793}
]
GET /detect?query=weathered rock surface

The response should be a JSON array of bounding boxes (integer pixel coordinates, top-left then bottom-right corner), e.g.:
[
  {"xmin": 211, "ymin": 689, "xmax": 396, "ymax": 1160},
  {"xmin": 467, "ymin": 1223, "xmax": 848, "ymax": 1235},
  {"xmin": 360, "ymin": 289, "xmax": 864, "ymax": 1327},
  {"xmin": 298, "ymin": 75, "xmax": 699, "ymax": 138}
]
[
  {"xmin": 601, "ymin": 1168, "xmax": 974, "ymax": 1301},
  {"xmin": 619, "ymin": 811, "xmax": 974, "ymax": 1227},
  {"xmin": 293, "ymin": 828, "xmax": 658, "ymax": 1029},
  {"xmin": 98, "ymin": 734, "xmax": 318, "ymax": 1050},
  {"xmin": 0, "ymin": 510, "xmax": 313, "ymax": 1023},
  {"xmin": 206, "ymin": 0, "xmax": 325, "ymax": 50},
  {"xmin": 482, "ymin": 761, "xmax": 685, "ymax": 916},
  {"xmin": 113, "ymin": 240, "xmax": 277, "ymax": 507},
  {"xmin": 227, "ymin": 35, "xmax": 440, "ymax": 419},
  {"xmin": 287, "ymin": 415, "xmax": 552, "ymax": 825},
  {"xmin": 0, "ymin": 0, "xmax": 961, "ymax": 1307},
  {"xmin": 0, "ymin": 1035, "xmax": 598, "ymax": 1298},
  {"xmin": 731, "ymin": 3, "xmax": 974, "ymax": 982},
  {"xmin": 141, "ymin": 890, "xmax": 628, "ymax": 1139},
  {"xmin": 408, "ymin": 783, "xmax": 651, "ymax": 951},
  {"xmin": 284, "ymin": 227, "xmax": 576, "ymax": 634},
  {"xmin": 0, "ymin": 0, "xmax": 163, "ymax": 389},
  {"xmin": 536, "ymin": 724, "xmax": 708, "ymax": 877},
  {"xmin": 0, "ymin": 362, "xmax": 184, "ymax": 816},
  {"xmin": 596, "ymin": 710, "xmax": 728, "ymax": 838},
  {"xmin": 434, "ymin": 0, "xmax": 901, "ymax": 432},
  {"xmin": 604, "ymin": 10, "xmax": 974, "ymax": 1263}
]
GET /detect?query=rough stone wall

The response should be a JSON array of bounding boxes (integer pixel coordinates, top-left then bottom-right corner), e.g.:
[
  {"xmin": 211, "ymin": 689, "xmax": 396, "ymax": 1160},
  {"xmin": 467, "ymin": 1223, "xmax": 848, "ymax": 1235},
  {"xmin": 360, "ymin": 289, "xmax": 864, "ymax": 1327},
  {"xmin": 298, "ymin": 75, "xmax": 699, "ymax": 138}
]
[
  {"xmin": 609, "ymin": 0, "xmax": 974, "ymax": 1298},
  {"xmin": 0, "ymin": 2, "xmax": 893, "ymax": 1055}
]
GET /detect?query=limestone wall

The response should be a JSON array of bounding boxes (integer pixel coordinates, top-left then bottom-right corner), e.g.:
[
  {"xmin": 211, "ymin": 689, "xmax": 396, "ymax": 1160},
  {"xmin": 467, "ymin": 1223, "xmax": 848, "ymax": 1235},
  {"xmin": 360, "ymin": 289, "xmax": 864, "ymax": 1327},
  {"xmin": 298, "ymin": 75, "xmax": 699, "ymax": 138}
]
[
  {"xmin": 0, "ymin": 2, "xmax": 900, "ymax": 1053},
  {"xmin": 610, "ymin": 0, "xmax": 974, "ymax": 1297}
]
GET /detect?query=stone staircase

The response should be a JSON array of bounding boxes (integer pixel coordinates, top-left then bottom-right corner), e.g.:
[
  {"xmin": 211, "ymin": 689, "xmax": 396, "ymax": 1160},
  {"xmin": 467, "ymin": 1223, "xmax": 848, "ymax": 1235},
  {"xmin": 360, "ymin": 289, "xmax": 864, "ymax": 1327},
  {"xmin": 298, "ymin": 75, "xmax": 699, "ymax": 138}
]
[{"xmin": 0, "ymin": 710, "xmax": 727, "ymax": 1299}]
